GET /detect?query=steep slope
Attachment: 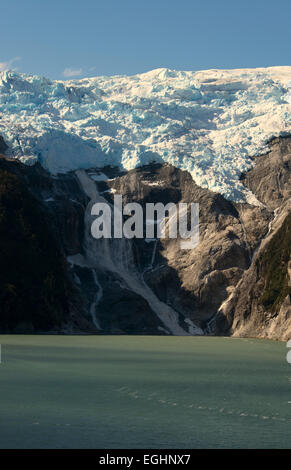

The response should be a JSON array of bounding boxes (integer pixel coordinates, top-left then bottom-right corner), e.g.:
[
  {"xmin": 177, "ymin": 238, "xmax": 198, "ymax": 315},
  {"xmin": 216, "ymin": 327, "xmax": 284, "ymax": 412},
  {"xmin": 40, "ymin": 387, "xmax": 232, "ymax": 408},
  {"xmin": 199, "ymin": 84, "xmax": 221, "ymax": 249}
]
[
  {"xmin": 0, "ymin": 66, "xmax": 289, "ymax": 338},
  {"xmin": 0, "ymin": 136, "xmax": 7, "ymax": 154},
  {"xmin": 0, "ymin": 135, "xmax": 290, "ymax": 337},
  {"xmin": 216, "ymin": 137, "xmax": 291, "ymax": 340},
  {"xmin": 0, "ymin": 67, "xmax": 290, "ymax": 202},
  {"xmin": 0, "ymin": 156, "xmax": 91, "ymax": 333},
  {"xmin": 241, "ymin": 136, "xmax": 291, "ymax": 210},
  {"xmin": 105, "ymin": 163, "xmax": 269, "ymax": 329}
]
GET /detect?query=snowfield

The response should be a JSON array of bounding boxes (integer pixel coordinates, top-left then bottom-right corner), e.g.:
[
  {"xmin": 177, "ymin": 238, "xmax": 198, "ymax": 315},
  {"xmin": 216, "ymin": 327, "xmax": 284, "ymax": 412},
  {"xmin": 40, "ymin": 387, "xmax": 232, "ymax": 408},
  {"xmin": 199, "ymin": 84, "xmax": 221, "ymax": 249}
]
[{"xmin": 0, "ymin": 66, "xmax": 290, "ymax": 202}]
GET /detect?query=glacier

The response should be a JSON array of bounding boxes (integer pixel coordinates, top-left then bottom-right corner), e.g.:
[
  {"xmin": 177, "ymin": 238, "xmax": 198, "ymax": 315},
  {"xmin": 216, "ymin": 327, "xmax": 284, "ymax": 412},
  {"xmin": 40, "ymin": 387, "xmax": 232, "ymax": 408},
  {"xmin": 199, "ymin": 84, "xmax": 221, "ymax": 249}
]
[{"xmin": 0, "ymin": 66, "xmax": 290, "ymax": 202}]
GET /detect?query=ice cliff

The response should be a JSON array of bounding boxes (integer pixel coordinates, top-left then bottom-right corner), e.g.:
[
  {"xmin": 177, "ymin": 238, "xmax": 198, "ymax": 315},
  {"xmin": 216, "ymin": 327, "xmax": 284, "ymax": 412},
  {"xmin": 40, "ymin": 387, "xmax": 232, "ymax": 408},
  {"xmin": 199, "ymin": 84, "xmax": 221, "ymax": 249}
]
[{"xmin": 0, "ymin": 66, "xmax": 290, "ymax": 202}]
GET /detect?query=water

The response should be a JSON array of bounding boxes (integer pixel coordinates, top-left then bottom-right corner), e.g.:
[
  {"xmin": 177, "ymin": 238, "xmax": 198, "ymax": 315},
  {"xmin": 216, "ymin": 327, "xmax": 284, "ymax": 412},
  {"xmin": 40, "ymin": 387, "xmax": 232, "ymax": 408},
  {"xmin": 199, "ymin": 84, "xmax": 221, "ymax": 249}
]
[
  {"xmin": 75, "ymin": 169, "xmax": 202, "ymax": 335},
  {"xmin": 0, "ymin": 335, "xmax": 290, "ymax": 449}
]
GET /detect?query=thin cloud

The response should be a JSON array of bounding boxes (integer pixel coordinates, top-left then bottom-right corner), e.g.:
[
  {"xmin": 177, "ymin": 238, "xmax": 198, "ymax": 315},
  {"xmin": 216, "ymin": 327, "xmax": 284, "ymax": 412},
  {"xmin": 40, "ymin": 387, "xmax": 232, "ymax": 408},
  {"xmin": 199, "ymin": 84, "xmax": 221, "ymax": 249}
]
[
  {"xmin": 0, "ymin": 57, "xmax": 21, "ymax": 72},
  {"xmin": 63, "ymin": 67, "xmax": 83, "ymax": 78}
]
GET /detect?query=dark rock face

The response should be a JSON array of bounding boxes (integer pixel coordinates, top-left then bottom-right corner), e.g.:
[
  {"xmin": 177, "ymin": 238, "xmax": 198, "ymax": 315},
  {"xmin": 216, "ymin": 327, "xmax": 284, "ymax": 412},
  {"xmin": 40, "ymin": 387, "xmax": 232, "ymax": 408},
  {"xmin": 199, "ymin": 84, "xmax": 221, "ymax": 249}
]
[
  {"xmin": 0, "ymin": 136, "xmax": 8, "ymax": 154},
  {"xmin": 241, "ymin": 136, "xmax": 291, "ymax": 210},
  {"xmin": 216, "ymin": 137, "xmax": 291, "ymax": 340},
  {"xmin": 0, "ymin": 158, "xmax": 92, "ymax": 333},
  {"xmin": 0, "ymin": 135, "xmax": 289, "ymax": 338},
  {"xmin": 106, "ymin": 164, "xmax": 269, "ymax": 327},
  {"xmin": 216, "ymin": 210, "xmax": 291, "ymax": 340}
]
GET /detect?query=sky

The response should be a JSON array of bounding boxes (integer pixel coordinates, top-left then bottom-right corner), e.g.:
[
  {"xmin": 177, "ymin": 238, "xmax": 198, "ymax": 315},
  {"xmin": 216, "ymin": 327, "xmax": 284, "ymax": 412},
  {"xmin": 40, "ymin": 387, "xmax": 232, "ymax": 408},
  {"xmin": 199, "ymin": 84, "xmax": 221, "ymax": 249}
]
[{"xmin": 0, "ymin": 0, "xmax": 290, "ymax": 80}]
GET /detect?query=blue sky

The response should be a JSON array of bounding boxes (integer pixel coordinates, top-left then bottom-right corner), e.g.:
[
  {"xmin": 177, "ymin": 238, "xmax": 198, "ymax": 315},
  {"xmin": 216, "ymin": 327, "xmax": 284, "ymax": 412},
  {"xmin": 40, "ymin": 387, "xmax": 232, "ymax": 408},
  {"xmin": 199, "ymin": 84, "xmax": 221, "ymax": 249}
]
[{"xmin": 0, "ymin": 0, "xmax": 290, "ymax": 79}]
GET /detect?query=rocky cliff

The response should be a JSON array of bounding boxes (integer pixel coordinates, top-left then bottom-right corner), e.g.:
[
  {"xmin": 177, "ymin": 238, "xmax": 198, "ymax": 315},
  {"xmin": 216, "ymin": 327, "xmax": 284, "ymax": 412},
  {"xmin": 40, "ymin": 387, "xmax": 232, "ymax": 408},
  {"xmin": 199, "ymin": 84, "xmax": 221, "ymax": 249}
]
[
  {"xmin": 216, "ymin": 137, "xmax": 291, "ymax": 340},
  {"xmin": 0, "ymin": 154, "xmax": 93, "ymax": 333},
  {"xmin": 0, "ymin": 136, "xmax": 290, "ymax": 338}
]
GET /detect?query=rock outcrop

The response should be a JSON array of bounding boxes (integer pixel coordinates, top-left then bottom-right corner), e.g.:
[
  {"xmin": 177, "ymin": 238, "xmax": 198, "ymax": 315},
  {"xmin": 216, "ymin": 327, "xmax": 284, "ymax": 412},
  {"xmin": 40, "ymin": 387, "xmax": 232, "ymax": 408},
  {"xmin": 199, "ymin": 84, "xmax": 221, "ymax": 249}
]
[
  {"xmin": 106, "ymin": 164, "xmax": 270, "ymax": 329},
  {"xmin": 0, "ymin": 154, "xmax": 92, "ymax": 333},
  {"xmin": 216, "ymin": 137, "xmax": 291, "ymax": 340},
  {"xmin": 0, "ymin": 135, "xmax": 290, "ymax": 338}
]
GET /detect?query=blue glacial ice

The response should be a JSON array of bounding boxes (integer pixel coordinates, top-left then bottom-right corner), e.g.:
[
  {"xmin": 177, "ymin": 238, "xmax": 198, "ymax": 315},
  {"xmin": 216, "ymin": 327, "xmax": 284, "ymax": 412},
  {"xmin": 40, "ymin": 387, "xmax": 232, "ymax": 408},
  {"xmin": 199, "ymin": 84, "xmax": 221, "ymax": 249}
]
[{"xmin": 0, "ymin": 66, "xmax": 290, "ymax": 202}]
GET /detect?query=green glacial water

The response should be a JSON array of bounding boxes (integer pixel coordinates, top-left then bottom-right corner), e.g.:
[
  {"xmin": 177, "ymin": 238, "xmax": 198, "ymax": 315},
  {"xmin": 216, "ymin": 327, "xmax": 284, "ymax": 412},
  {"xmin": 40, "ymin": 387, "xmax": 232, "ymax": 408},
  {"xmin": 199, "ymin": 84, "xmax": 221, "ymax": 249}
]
[{"xmin": 0, "ymin": 335, "xmax": 290, "ymax": 449}]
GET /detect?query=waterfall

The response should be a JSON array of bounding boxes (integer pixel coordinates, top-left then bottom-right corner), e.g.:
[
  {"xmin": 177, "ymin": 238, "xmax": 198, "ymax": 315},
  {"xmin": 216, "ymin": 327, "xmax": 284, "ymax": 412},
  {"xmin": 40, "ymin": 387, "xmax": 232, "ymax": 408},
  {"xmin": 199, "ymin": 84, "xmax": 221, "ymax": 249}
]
[
  {"xmin": 90, "ymin": 269, "xmax": 103, "ymax": 330},
  {"xmin": 76, "ymin": 169, "xmax": 203, "ymax": 336}
]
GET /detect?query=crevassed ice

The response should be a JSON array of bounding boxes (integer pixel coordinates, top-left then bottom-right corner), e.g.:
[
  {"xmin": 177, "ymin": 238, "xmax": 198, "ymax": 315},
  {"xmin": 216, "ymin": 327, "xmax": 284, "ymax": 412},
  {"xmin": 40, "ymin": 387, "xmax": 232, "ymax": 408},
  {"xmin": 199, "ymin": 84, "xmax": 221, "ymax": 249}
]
[{"xmin": 0, "ymin": 66, "xmax": 290, "ymax": 202}]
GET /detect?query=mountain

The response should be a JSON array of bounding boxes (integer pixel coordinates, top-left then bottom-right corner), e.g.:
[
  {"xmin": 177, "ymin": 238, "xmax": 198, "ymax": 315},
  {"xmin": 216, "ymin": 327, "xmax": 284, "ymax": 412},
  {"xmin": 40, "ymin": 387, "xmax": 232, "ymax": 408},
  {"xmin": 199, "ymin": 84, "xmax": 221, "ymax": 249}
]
[
  {"xmin": 0, "ymin": 155, "xmax": 92, "ymax": 333},
  {"xmin": 0, "ymin": 67, "xmax": 290, "ymax": 337},
  {"xmin": 216, "ymin": 137, "xmax": 291, "ymax": 340},
  {"xmin": 0, "ymin": 67, "xmax": 290, "ymax": 200}
]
